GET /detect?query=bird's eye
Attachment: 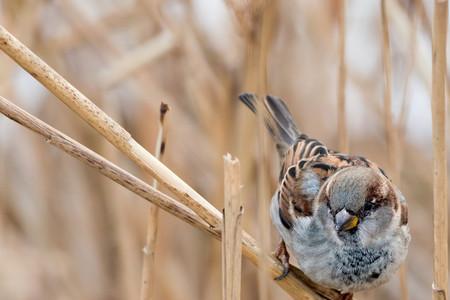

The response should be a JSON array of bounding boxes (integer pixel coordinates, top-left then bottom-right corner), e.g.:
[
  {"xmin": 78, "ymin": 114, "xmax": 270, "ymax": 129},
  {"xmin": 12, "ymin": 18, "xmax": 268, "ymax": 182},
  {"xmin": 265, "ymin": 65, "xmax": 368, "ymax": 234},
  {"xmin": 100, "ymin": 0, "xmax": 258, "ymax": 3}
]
[
  {"xmin": 363, "ymin": 200, "xmax": 379, "ymax": 211},
  {"xmin": 359, "ymin": 201, "xmax": 379, "ymax": 218}
]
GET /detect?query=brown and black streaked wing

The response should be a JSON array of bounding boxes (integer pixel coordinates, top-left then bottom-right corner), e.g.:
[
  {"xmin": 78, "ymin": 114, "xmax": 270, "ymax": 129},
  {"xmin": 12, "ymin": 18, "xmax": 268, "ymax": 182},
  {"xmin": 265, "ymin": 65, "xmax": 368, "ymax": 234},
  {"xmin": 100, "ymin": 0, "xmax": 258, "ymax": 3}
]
[
  {"xmin": 277, "ymin": 138, "xmax": 332, "ymax": 229},
  {"xmin": 279, "ymin": 137, "xmax": 329, "ymax": 181}
]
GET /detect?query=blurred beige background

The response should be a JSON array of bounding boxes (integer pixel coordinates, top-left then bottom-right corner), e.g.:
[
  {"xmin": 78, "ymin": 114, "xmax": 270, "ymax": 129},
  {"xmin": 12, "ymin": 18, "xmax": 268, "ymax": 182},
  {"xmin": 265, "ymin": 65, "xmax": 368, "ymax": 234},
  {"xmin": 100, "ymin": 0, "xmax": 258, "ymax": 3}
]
[{"xmin": 0, "ymin": 0, "xmax": 444, "ymax": 299}]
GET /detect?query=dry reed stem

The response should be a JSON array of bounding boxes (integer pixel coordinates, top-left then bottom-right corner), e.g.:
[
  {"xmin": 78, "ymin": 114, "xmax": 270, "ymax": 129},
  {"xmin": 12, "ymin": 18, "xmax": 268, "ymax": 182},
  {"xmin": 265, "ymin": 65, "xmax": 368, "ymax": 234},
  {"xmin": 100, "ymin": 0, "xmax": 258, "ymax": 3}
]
[
  {"xmin": 381, "ymin": 0, "xmax": 398, "ymax": 176},
  {"xmin": 222, "ymin": 154, "xmax": 243, "ymax": 300},
  {"xmin": 396, "ymin": 6, "xmax": 418, "ymax": 300},
  {"xmin": 387, "ymin": 0, "xmax": 431, "ymax": 90},
  {"xmin": 100, "ymin": 31, "xmax": 175, "ymax": 87},
  {"xmin": 337, "ymin": 0, "xmax": 348, "ymax": 153},
  {"xmin": 431, "ymin": 1, "xmax": 448, "ymax": 299},
  {"xmin": 140, "ymin": 102, "xmax": 170, "ymax": 300},
  {"xmin": 380, "ymin": 2, "xmax": 408, "ymax": 299},
  {"xmin": 0, "ymin": 25, "xmax": 221, "ymax": 227},
  {"xmin": 381, "ymin": 0, "xmax": 408, "ymax": 300},
  {"xmin": 248, "ymin": 3, "xmax": 278, "ymax": 300},
  {"xmin": 0, "ymin": 95, "xmax": 350, "ymax": 300}
]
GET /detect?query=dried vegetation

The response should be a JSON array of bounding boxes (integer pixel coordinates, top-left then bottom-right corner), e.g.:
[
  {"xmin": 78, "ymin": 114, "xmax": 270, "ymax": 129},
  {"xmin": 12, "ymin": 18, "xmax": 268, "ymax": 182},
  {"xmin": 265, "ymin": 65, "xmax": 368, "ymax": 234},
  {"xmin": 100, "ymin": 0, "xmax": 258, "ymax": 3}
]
[{"xmin": 0, "ymin": 1, "xmax": 446, "ymax": 300}]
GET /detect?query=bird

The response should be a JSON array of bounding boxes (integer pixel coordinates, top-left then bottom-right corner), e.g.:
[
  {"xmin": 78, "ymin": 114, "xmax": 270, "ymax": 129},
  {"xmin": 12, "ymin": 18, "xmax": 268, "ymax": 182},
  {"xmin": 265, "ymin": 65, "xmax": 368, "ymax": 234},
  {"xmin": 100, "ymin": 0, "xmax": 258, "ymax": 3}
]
[{"xmin": 239, "ymin": 93, "xmax": 410, "ymax": 293}]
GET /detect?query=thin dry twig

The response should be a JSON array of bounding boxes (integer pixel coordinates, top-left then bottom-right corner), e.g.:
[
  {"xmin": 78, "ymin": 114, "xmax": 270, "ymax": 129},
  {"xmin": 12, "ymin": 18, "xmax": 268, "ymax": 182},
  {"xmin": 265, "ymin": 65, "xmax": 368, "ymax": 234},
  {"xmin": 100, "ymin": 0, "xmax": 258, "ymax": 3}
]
[
  {"xmin": 140, "ymin": 102, "xmax": 170, "ymax": 300},
  {"xmin": 222, "ymin": 154, "xmax": 243, "ymax": 300},
  {"xmin": 337, "ymin": 0, "xmax": 348, "ymax": 153},
  {"xmin": 0, "ymin": 95, "xmax": 351, "ymax": 300},
  {"xmin": 431, "ymin": 1, "xmax": 448, "ymax": 299}
]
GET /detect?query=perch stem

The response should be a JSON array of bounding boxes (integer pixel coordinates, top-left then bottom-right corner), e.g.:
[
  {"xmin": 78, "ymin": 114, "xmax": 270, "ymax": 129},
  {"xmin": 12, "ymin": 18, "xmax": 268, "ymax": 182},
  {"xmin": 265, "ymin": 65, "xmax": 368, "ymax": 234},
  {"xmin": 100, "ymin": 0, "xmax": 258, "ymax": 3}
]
[{"xmin": 431, "ymin": 1, "xmax": 448, "ymax": 299}]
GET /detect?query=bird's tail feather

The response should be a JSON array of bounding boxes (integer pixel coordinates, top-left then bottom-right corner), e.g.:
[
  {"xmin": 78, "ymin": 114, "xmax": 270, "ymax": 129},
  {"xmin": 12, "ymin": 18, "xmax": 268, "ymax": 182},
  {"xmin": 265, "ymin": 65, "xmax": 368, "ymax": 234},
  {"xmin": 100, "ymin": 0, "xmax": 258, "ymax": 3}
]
[{"xmin": 239, "ymin": 93, "xmax": 303, "ymax": 157}]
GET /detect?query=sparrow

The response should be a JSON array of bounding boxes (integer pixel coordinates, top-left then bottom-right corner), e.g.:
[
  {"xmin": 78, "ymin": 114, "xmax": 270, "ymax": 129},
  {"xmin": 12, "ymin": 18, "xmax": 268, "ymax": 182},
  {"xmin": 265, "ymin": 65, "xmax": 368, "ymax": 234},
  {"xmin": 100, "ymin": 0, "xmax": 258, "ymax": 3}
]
[{"xmin": 239, "ymin": 93, "xmax": 410, "ymax": 293}]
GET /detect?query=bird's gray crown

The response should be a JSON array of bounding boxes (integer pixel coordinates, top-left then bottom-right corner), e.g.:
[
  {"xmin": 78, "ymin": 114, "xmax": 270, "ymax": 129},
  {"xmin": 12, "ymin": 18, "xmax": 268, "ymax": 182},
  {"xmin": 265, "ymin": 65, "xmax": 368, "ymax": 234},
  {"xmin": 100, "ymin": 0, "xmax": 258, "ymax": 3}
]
[{"xmin": 328, "ymin": 167, "xmax": 381, "ymax": 214}]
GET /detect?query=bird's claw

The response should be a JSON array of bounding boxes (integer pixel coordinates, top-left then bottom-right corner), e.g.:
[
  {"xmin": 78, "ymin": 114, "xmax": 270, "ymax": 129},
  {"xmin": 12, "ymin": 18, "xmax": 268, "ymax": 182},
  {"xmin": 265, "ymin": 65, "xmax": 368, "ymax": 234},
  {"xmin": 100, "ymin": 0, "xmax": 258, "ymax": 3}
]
[
  {"xmin": 273, "ymin": 240, "xmax": 290, "ymax": 280},
  {"xmin": 274, "ymin": 265, "xmax": 290, "ymax": 281}
]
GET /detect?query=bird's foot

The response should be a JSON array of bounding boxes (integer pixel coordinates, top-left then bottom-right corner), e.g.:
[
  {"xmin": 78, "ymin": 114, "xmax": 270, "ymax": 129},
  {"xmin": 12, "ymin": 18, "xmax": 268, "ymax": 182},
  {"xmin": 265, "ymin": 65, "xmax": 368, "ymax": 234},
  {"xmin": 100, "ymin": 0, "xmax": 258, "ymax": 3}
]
[{"xmin": 273, "ymin": 240, "xmax": 290, "ymax": 280}]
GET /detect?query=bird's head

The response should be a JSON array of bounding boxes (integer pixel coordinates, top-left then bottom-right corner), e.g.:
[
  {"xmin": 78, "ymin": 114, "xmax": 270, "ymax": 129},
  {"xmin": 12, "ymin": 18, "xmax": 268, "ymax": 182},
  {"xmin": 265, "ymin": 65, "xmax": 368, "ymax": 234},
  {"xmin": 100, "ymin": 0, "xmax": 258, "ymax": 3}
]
[{"xmin": 316, "ymin": 166, "xmax": 405, "ymax": 245}]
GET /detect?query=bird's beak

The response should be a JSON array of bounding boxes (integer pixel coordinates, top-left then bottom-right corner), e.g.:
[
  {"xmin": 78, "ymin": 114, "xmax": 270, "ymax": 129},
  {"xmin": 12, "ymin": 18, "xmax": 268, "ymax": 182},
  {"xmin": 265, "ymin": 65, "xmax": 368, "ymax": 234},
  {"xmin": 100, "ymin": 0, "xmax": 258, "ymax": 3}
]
[{"xmin": 335, "ymin": 209, "xmax": 359, "ymax": 232}]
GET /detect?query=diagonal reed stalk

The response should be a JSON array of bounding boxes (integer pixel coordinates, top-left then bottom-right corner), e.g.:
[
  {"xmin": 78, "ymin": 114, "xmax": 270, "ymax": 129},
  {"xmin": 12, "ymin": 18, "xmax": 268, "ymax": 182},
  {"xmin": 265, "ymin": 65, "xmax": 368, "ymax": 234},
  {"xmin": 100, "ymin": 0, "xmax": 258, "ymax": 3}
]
[
  {"xmin": 140, "ymin": 102, "xmax": 170, "ymax": 300},
  {"xmin": 0, "ymin": 26, "xmax": 352, "ymax": 300},
  {"xmin": 222, "ymin": 154, "xmax": 243, "ymax": 300},
  {"xmin": 431, "ymin": 1, "xmax": 448, "ymax": 299}
]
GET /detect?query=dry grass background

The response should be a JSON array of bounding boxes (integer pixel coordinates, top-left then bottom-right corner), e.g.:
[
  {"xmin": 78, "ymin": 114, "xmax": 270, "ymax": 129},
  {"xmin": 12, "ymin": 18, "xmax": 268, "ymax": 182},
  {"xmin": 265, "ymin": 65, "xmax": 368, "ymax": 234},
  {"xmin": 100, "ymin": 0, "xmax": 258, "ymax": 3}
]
[{"xmin": 0, "ymin": 0, "xmax": 446, "ymax": 300}]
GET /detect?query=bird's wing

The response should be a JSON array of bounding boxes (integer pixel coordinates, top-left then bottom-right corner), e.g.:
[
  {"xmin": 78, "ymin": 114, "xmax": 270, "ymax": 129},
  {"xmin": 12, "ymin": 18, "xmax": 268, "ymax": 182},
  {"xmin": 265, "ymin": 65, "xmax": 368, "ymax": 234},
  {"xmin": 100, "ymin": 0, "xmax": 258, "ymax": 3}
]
[{"xmin": 277, "ymin": 137, "xmax": 331, "ymax": 229}]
